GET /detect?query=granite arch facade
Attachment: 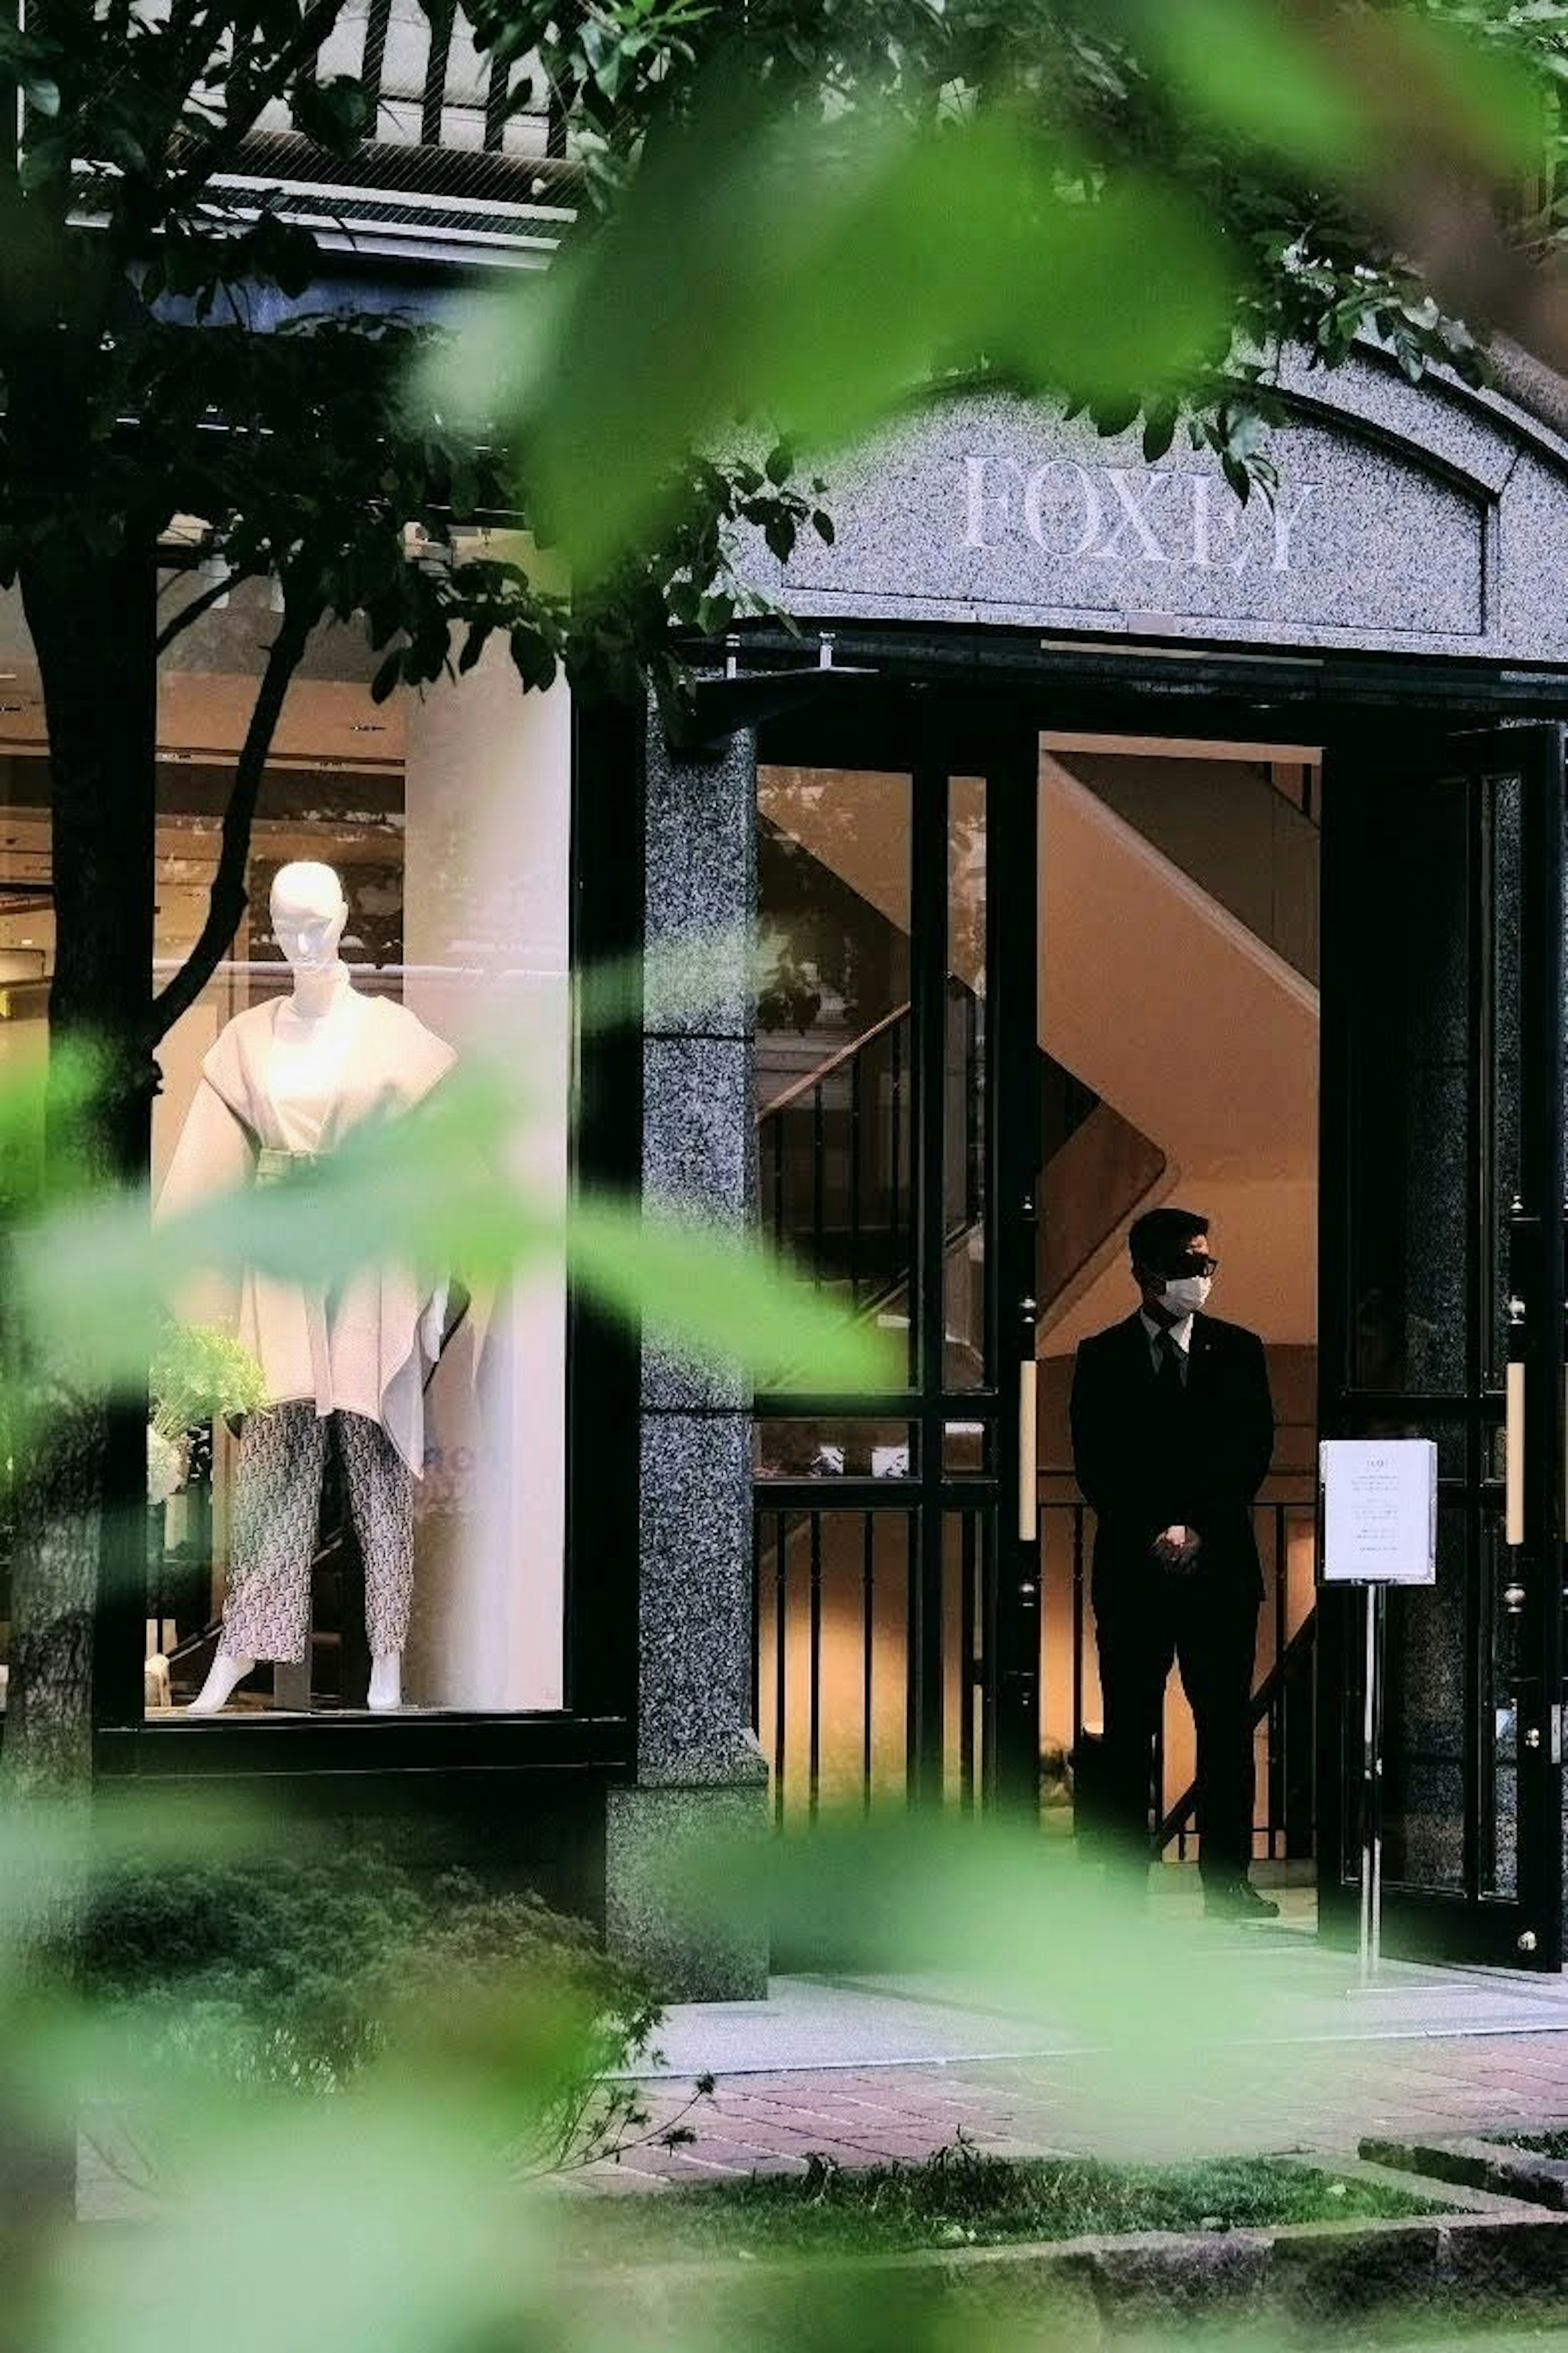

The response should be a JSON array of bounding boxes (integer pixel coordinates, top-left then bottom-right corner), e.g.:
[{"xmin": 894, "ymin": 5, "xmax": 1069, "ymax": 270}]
[{"xmin": 623, "ymin": 351, "xmax": 1568, "ymax": 1989}]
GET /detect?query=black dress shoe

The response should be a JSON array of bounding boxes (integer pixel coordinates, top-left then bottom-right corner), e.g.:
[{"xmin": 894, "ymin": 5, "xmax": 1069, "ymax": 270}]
[{"xmin": 1203, "ymin": 1878, "xmax": 1281, "ymax": 1921}]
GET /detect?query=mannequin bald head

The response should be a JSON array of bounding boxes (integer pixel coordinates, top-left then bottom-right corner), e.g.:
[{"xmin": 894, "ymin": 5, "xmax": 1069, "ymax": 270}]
[{"xmin": 272, "ymin": 861, "xmax": 348, "ymax": 978}]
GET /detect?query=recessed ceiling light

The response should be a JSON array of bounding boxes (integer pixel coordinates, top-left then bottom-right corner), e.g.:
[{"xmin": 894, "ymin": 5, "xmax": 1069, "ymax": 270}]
[{"xmin": 349, "ymin": 722, "xmax": 386, "ymax": 733}]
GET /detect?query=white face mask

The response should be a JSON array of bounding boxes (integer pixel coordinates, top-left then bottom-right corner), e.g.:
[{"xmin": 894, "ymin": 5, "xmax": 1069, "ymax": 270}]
[{"xmin": 1160, "ymin": 1274, "xmax": 1212, "ymax": 1317}]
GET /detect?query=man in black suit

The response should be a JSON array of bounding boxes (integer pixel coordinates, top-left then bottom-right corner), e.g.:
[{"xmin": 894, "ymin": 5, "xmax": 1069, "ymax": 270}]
[{"xmin": 1069, "ymin": 1206, "xmax": 1277, "ymax": 1920}]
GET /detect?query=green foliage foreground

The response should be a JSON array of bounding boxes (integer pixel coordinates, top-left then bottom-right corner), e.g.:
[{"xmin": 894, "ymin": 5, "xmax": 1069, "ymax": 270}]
[{"xmin": 0, "ymin": 1803, "xmax": 1557, "ymax": 2353}]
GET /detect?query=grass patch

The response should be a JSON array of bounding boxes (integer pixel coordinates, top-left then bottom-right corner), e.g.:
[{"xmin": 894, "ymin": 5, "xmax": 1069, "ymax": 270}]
[{"xmin": 575, "ymin": 2146, "xmax": 1441, "ymax": 2263}]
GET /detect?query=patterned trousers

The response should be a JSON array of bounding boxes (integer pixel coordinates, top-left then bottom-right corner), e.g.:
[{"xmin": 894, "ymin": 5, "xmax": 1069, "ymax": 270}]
[{"xmin": 223, "ymin": 1405, "xmax": 414, "ymax": 1665}]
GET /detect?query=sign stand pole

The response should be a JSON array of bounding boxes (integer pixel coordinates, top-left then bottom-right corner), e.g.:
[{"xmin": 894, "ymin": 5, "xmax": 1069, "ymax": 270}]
[
  {"xmin": 1357, "ymin": 1581, "xmax": 1385, "ymax": 1988},
  {"xmin": 1321, "ymin": 1437, "xmax": 1439, "ymax": 1998}
]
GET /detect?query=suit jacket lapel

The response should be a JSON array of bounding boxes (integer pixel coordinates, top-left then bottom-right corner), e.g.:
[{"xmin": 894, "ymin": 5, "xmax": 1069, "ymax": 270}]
[{"xmin": 1119, "ymin": 1311, "xmax": 1156, "ymax": 1388}]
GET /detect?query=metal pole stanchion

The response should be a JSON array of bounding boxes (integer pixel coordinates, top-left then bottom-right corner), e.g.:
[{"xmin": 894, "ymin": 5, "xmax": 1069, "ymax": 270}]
[
  {"xmin": 1358, "ymin": 1582, "xmax": 1372, "ymax": 1983},
  {"xmin": 1359, "ymin": 1581, "xmax": 1381, "ymax": 1988}
]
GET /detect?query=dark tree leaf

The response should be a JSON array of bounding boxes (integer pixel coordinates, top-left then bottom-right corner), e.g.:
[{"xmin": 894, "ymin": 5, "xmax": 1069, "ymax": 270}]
[{"xmin": 290, "ymin": 74, "xmax": 372, "ymax": 156}]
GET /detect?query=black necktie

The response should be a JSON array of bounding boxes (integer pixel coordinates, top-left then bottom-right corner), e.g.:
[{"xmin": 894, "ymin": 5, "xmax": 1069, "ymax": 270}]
[{"xmin": 1156, "ymin": 1329, "xmax": 1185, "ymax": 1396}]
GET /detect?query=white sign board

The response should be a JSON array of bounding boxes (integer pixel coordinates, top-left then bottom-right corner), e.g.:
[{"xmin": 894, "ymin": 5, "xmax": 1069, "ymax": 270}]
[{"xmin": 1319, "ymin": 1439, "xmax": 1439, "ymax": 1586}]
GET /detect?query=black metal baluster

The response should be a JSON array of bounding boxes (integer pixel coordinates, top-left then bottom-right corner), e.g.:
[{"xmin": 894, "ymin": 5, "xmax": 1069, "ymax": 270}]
[
  {"xmin": 808, "ymin": 1513, "xmax": 824, "ymax": 1823},
  {"xmin": 862, "ymin": 1513, "xmax": 875, "ymax": 1816},
  {"xmin": 811, "ymin": 1083, "xmax": 826, "ymax": 1290},
  {"xmin": 483, "ymin": 53, "xmax": 509, "ymax": 151},
  {"xmin": 359, "ymin": 0, "xmax": 393, "ymax": 117},
  {"xmin": 545, "ymin": 67, "xmax": 574, "ymax": 157},
  {"xmin": 904, "ymin": 1507, "xmax": 919, "ymax": 1806},
  {"xmin": 966, "ymin": 990, "xmax": 982, "ymax": 1228},
  {"xmin": 1268, "ymin": 1691, "xmax": 1284, "ymax": 1863},
  {"xmin": 749, "ymin": 1505, "xmax": 761, "ymax": 1737},
  {"xmin": 773, "ymin": 1510, "xmax": 788, "ymax": 1829},
  {"xmin": 772, "ymin": 1112, "xmax": 785, "ymax": 1255},
  {"xmin": 420, "ymin": 0, "xmax": 455, "ymax": 147},
  {"xmin": 1272, "ymin": 1502, "xmax": 1288, "ymax": 1860},
  {"xmin": 890, "ymin": 1024, "xmax": 905, "ymax": 1362},
  {"xmin": 1071, "ymin": 1504, "xmax": 1085, "ymax": 1764},
  {"xmin": 959, "ymin": 1513, "xmax": 977, "ymax": 1813},
  {"xmin": 849, "ymin": 1051, "xmax": 863, "ymax": 1307}
]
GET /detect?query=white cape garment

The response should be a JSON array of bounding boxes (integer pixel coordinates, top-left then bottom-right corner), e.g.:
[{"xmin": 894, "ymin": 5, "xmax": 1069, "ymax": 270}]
[{"xmin": 156, "ymin": 991, "xmax": 457, "ymax": 1477}]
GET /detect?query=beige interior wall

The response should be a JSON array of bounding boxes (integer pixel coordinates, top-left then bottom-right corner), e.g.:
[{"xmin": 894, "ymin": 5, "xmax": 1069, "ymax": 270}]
[
  {"xmin": 1038, "ymin": 749, "xmax": 1319, "ymax": 1350},
  {"xmin": 1050, "ymin": 747, "xmax": 1320, "ymax": 983}
]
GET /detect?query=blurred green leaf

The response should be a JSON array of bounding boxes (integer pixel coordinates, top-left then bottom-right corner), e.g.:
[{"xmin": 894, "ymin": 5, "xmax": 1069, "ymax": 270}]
[
  {"xmin": 466, "ymin": 83, "xmax": 1236, "ymax": 578},
  {"xmin": 568, "ymin": 1195, "xmax": 894, "ymax": 1390},
  {"xmin": 1135, "ymin": 0, "xmax": 1372, "ymax": 169},
  {"xmin": 46, "ymin": 2096, "xmax": 541, "ymax": 2353},
  {"xmin": 15, "ymin": 1054, "xmax": 891, "ymax": 1404},
  {"xmin": 665, "ymin": 1809, "xmax": 1312, "ymax": 2130},
  {"xmin": 1347, "ymin": 2, "xmax": 1551, "ymax": 178},
  {"xmin": 575, "ymin": 923, "xmax": 758, "ymax": 1036}
]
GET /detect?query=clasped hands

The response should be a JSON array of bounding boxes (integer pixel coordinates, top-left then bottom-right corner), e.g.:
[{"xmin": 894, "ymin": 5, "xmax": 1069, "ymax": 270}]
[{"xmin": 1152, "ymin": 1522, "xmax": 1202, "ymax": 1573}]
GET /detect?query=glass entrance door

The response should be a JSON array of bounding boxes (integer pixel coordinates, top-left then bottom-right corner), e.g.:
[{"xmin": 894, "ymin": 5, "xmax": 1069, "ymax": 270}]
[
  {"xmin": 1319, "ymin": 723, "xmax": 1567, "ymax": 1967},
  {"xmin": 752, "ymin": 698, "xmax": 1041, "ymax": 1820}
]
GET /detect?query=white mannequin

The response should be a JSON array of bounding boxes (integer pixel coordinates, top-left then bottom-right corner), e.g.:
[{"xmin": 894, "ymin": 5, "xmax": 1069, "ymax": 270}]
[{"xmin": 187, "ymin": 862, "xmax": 442, "ymax": 1718}]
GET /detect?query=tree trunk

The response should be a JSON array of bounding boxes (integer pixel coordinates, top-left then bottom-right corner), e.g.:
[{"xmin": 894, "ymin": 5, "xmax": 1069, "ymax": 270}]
[
  {"xmin": 22, "ymin": 533, "xmax": 158, "ymax": 1182},
  {"xmin": 0, "ymin": 533, "xmax": 159, "ymax": 1810}
]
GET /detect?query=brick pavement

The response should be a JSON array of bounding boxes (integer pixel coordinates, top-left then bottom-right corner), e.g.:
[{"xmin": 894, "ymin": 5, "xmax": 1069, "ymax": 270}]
[{"xmin": 581, "ymin": 2033, "xmax": 1568, "ymax": 2190}]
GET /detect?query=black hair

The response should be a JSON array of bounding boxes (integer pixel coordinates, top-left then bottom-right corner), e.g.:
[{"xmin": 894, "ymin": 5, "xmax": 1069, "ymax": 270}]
[{"xmin": 1129, "ymin": 1206, "xmax": 1209, "ymax": 1274}]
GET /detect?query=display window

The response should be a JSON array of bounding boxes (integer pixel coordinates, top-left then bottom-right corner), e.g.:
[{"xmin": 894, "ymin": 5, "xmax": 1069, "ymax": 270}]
[{"xmin": 0, "ymin": 568, "xmax": 571, "ymax": 1720}]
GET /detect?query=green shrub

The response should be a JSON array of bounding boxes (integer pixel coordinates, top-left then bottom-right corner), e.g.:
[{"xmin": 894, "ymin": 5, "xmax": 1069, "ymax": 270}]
[{"xmin": 77, "ymin": 1854, "xmax": 662, "ymax": 2169}]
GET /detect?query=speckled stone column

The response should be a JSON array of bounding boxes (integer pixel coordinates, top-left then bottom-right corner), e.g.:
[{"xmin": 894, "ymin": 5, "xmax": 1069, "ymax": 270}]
[{"xmin": 604, "ymin": 704, "xmax": 769, "ymax": 2000}]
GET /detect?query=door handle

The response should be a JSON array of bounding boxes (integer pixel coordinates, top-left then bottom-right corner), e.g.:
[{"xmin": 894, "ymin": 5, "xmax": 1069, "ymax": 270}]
[
  {"xmin": 1506, "ymin": 1358, "xmax": 1526, "ymax": 1547},
  {"xmin": 1019, "ymin": 1358, "xmax": 1038, "ymax": 1541},
  {"xmin": 1506, "ymin": 1286, "xmax": 1526, "ymax": 1548},
  {"xmin": 1019, "ymin": 1292, "xmax": 1038, "ymax": 1543}
]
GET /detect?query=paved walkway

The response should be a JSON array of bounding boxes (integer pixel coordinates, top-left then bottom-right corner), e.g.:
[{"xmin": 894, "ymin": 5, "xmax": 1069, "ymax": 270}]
[{"xmin": 582, "ymin": 1890, "xmax": 1568, "ymax": 2190}]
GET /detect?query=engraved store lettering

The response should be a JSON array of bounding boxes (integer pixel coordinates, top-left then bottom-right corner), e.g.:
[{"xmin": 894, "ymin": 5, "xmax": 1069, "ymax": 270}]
[{"xmin": 960, "ymin": 452, "xmax": 1317, "ymax": 576}]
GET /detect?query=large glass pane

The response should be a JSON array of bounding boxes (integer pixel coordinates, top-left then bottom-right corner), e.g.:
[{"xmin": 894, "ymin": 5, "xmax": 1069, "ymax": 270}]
[
  {"xmin": 0, "ymin": 557, "xmax": 579, "ymax": 1722},
  {"xmin": 1347, "ymin": 775, "xmax": 1470, "ymax": 1395},
  {"xmin": 1486, "ymin": 775, "xmax": 1523, "ymax": 1390},
  {"xmin": 0, "ymin": 740, "xmax": 49, "ymax": 1719},
  {"xmin": 756, "ymin": 767, "xmax": 914, "ymax": 1373},
  {"xmin": 753, "ymin": 1420, "xmax": 915, "ymax": 1480},
  {"xmin": 944, "ymin": 778, "xmax": 988, "ymax": 1388}
]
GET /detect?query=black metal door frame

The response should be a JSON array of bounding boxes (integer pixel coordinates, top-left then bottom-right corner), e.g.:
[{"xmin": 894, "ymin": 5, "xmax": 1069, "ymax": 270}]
[
  {"xmin": 755, "ymin": 687, "xmax": 1042, "ymax": 1813},
  {"xmin": 755, "ymin": 651, "xmax": 1568, "ymax": 1933},
  {"xmin": 1317, "ymin": 722, "xmax": 1566, "ymax": 1968}
]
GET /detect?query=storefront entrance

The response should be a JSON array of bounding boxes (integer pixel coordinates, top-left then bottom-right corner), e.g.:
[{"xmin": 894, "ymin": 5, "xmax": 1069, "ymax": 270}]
[{"xmin": 748, "ymin": 666, "xmax": 1568, "ymax": 1972}]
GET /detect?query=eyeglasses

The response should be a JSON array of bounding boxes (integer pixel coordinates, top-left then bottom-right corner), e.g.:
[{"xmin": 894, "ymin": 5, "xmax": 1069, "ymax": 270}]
[{"xmin": 1163, "ymin": 1254, "xmax": 1218, "ymax": 1279}]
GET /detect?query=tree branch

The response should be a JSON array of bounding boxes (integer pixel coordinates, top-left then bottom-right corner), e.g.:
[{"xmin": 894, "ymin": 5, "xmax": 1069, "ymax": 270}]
[
  {"xmin": 154, "ymin": 565, "xmax": 261, "ymax": 655},
  {"xmin": 149, "ymin": 604, "xmax": 314, "ymax": 1045}
]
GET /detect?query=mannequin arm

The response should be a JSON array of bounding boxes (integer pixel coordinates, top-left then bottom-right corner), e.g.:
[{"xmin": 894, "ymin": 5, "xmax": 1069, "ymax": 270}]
[
  {"xmin": 155, "ymin": 1075, "xmax": 256, "ymax": 1221},
  {"xmin": 153, "ymin": 1076, "xmax": 257, "ymax": 1335}
]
